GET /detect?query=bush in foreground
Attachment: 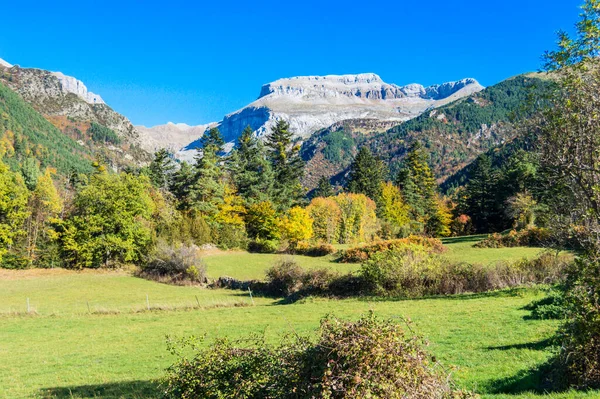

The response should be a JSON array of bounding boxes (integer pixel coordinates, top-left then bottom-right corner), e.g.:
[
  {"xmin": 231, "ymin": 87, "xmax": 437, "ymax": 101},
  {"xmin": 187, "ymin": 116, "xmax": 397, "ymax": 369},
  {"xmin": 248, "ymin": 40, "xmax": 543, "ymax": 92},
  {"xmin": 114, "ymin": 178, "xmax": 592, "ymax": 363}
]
[{"xmin": 163, "ymin": 313, "xmax": 477, "ymax": 399}]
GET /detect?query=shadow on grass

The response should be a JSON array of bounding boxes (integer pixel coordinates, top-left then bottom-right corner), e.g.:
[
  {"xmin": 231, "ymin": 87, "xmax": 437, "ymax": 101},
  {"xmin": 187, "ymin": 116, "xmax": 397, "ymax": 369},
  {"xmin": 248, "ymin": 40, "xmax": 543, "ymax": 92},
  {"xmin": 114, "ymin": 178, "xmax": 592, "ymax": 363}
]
[
  {"xmin": 40, "ymin": 380, "xmax": 160, "ymax": 399},
  {"xmin": 485, "ymin": 359, "xmax": 569, "ymax": 395},
  {"xmin": 485, "ymin": 337, "xmax": 555, "ymax": 351},
  {"xmin": 441, "ymin": 235, "xmax": 488, "ymax": 245}
]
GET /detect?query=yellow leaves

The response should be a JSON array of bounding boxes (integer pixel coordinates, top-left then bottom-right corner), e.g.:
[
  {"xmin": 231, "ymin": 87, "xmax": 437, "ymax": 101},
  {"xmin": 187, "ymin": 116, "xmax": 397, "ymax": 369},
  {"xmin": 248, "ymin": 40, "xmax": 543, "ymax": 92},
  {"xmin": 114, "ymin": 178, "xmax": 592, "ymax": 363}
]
[
  {"xmin": 379, "ymin": 182, "xmax": 410, "ymax": 229},
  {"xmin": 215, "ymin": 185, "xmax": 246, "ymax": 227},
  {"xmin": 279, "ymin": 206, "xmax": 314, "ymax": 245}
]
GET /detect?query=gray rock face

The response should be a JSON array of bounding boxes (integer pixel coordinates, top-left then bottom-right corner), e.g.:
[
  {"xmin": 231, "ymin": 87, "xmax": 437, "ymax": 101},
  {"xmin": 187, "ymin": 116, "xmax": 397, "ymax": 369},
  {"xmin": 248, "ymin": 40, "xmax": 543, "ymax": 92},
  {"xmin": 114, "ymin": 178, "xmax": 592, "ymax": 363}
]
[
  {"xmin": 168, "ymin": 73, "xmax": 484, "ymax": 160},
  {"xmin": 137, "ymin": 122, "xmax": 216, "ymax": 153},
  {"xmin": 0, "ymin": 60, "xmax": 142, "ymax": 152}
]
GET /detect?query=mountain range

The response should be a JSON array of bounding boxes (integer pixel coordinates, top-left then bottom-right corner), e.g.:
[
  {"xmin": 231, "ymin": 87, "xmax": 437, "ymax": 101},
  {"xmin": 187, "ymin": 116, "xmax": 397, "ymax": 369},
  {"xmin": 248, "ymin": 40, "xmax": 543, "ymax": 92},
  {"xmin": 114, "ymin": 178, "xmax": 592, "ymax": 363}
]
[{"xmin": 0, "ymin": 56, "xmax": 546, "ymax": 192}]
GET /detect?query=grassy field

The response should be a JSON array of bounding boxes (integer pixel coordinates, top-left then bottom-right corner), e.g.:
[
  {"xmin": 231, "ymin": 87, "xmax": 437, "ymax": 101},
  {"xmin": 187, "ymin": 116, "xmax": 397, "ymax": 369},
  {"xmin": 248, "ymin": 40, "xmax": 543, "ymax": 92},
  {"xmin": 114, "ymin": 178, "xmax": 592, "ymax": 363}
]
[
  {"xmin": 0, "ymin": 238, "xmax": 592, "ymax": 399},
  {"xmin": 201, "ymin": 235, "xmax": 547, "ymax": 281}
]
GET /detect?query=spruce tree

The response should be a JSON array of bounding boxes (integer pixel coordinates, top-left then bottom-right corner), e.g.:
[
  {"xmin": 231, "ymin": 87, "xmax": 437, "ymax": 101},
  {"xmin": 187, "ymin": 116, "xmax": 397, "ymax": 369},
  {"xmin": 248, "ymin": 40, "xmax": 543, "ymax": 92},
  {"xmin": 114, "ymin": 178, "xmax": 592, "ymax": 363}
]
[
  {"xmin": 347, "ymin": 146, "xmax": 386, "ymax": 201},
  {"xmin": 395, "ymin": 142, "xmax": 438, "ymax": 232},
  {"xmin": 464, "ymin": 154, "xmax": 500, "ymax": 232},
  {"xmin": 169, "ymin": 161, "xmax": 195, "ymax": 211},
  {"xmin": 313, "ymin": 175, "xmax": 334, "ymax": 198},
  {"xmin": 227, "ymin": 126, "xmax": 274, "ymax": 205},
  {"xmin": 265, "ymin": 120, "xmax": 305, "ymax": 211},
  {"xmin": 149, "ymin": 148, "xmax": 176, "ymax": 190},
  {"xmin": 192, "ymin": 128, "xmax": 226, "ymax": 217}
]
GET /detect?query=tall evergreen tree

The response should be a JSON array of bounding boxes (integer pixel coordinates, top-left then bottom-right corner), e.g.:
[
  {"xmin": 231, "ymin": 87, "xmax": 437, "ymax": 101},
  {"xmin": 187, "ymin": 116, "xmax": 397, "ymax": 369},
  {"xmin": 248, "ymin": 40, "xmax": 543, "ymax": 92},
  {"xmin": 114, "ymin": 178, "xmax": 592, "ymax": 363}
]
[
  {"xmin": 464, "ymin": 154, "xmax": 501, "ymax": 232},
  {"xmin": 149, "ymin": 149, "xmax": 176, "ymax": 191},
  {"xmin": 347, "ymin": 146, "xmax": 386, "ymax": 201},
  {"xmin": 169, "ymin": 161, "xmax": 195, "ymax": 211},
  {"xmin": 395, "ymin": 142, "xmax": 437, "ymax": 228},
  {"xmin": 313, "ymin": 175, "xmax": 335, "ymax": 198},
  {"xmin": 265, "ymin": 120, "xmax": 305, "ymax": 211},
  {"xmin": 192, "ymin": 128, "xmax": 226, "ymax": 217},
  {"xmin": 227, "ymin": 126, "xmax": 274, "ymax": 204}
]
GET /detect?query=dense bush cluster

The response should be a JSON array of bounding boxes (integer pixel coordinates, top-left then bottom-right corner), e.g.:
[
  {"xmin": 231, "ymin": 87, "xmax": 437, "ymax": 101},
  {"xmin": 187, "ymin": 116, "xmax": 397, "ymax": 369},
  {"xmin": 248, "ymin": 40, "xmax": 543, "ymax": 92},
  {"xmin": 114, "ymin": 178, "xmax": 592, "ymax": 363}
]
[
  {"xmin": 340, "ymin": 236, "xmax": 446, "ymax": 263},
  {"xmin": 163, "ymin": 313, "xmax": 477, "ymax": 399},
  {"xmin": 474, "ymin": 227, "xmax": 551, "ymax": 248},
  {"xmin": 138, "ymin": 242, "xmax": 206, "ymax": 284}
]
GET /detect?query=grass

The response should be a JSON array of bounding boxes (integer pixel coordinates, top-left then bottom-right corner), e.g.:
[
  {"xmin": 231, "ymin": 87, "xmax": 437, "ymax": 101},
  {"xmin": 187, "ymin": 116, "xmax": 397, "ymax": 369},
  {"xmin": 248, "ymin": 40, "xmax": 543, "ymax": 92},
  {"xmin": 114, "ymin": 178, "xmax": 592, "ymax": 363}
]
[
  {"xmin": 201, "ymin": 236, "xmax": 548, "ymax": 282},
  {"xmin": 0, "ymin": 237, "xmax": 592, "ymax": 398}
]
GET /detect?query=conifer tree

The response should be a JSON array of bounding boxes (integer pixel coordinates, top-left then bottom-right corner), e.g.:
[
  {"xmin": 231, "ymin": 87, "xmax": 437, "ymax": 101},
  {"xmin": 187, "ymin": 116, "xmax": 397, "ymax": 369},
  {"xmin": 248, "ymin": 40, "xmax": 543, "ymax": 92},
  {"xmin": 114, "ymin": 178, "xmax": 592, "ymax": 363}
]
[
  {"xmin": 149, "ymin": 149, "xmax": 176, "ymax": 191},
  {"xmin": 313, "ymin": 175, "xmax": 334, "ymax": 198},
  {"xmin": 347, "ymin": 146, "xmax": 386, "ymax": 201},
  {"xmin": 464, "ymin": 154, "xmax": 500, "ymax": 232},
  {"xmin": 227, "ymin": 126, "xmax": 274, "ymax": 204},
  {"xmin": 395, "ymin": 142, "xmax": 437, "ymax": 228},
  {"xmin": 169, "ymin": 161, "xmax": 195, "ymax": 211},
  {"xmin": 192, "ymin": 128, "xmax": 226, "ymax": 217},
  {"xmin": 265, "ymin": 120, "xmax": 305, "ymax": 210}
]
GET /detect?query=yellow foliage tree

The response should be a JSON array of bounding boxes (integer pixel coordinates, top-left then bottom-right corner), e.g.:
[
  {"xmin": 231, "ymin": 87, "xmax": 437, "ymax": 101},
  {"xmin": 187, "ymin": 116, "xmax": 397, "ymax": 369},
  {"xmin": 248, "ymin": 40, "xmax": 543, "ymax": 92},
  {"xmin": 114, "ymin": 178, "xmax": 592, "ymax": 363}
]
[
  {"xmin": 279, "ymin": 206, "xmax": 314, "ymax": 248},
  {"xmin": 378, "ymin": 182, "xmax": 410, "ymax": 233},
  {"xmin": 334, "ymin": 193, "xmax": 377, "ymax": 244},
  {"xmin": 306, "ymin": 197, "xmax": 341, "ymax": 244},
  {"xmin": 215, "ymin": 185, "xmax": 246, "ymax": 227},
  {"xmin": 0, "ymin": 159, "xmax": 29, "ymax": 262}
]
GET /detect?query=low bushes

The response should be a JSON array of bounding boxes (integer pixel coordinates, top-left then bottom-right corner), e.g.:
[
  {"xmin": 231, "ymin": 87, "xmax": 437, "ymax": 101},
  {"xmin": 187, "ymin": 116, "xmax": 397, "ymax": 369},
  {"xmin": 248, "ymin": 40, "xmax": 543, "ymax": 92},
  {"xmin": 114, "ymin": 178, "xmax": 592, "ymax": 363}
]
[
  {"xmin": 163, "ymin": 313, "xmax": 476, "ymax": 399},
  {"xmin": 474, "ymin": 227, "xmax": 551, "ymax": 248},
  {"xmin": 293, "ymin": 242, "xmax": 337, "ymax": 257},
  {"xmin": 138, "ymin": 242, "xmax": 206, "ymax": 284},
  {"xmin": 524, "ymin": 288, "xmax": 567, "ymax": 320},
  {"xmin": 248, "ymin": 239, "xmax": 279, "ymax": 253},
  {"xmin": 339, "ymin": 236, "xmax": 446, "ymax": 263},
  {"xmin": 360, "ymin": 250, "xmax": 570, "ymax": 297}
]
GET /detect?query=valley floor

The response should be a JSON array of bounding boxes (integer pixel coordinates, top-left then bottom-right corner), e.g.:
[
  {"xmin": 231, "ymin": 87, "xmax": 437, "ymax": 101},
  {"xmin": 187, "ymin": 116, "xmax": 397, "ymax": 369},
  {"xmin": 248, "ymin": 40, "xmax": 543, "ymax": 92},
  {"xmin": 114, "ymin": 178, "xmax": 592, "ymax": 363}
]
[{"xmin": 0, "ymin": 240, "xmax": 593, "ymax": 399}]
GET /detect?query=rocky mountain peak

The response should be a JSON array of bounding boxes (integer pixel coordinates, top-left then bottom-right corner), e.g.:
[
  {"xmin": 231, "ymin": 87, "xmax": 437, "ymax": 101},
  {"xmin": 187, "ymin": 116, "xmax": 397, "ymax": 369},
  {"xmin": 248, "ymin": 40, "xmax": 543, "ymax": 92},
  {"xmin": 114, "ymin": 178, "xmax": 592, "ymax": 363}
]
[{"xmin": 0, "ymin": 57, "xmax": 12, "ymax": 68}]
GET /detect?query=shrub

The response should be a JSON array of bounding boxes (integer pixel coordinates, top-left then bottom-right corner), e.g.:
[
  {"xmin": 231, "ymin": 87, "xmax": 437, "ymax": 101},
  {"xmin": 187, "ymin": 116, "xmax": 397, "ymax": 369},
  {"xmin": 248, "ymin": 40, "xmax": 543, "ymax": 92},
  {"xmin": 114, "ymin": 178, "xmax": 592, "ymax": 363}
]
[
  {"xmin": 265, "ymin": 259, "xmax": 306, "ymax": 296},
  {"xmin": 248, "ymin": 239, "xmax": 278, "ymax": 253},
  {"xmin": 524, "ymin": 288, "xmax": 567, "ymax": 320},
  {"xmin": 340, "ymin": 235, "xmax": 445, "ymax": 263},
  {"xmin": 163, "ymin": 313, "xmax": 477, "ymax": 399},
  {"xmin": 139, "ymin": 242, "xmax": 206, "ymax": 284},
  {"xmin": 294, "ymin": 243, "xmax": 336, "ymax": 257},
  {"xmin": 474, "ymin": 227, "xmax": 551, "ymax": 248},
  {"xmin": 359, "ymin": 248, "xmax": 570, "ymax": 297},
  {"xmin": 213, "ymin": 223, "xmax": 248, "ymax": 250}
]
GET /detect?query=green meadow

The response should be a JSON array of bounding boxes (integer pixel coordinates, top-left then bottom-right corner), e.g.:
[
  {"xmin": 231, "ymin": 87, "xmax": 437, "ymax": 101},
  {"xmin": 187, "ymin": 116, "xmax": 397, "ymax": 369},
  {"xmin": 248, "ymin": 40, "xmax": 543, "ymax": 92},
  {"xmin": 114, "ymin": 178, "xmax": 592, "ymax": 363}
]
[{"xmin": 0, "ymin": 239, "xmax": 592, "ymax": 399}]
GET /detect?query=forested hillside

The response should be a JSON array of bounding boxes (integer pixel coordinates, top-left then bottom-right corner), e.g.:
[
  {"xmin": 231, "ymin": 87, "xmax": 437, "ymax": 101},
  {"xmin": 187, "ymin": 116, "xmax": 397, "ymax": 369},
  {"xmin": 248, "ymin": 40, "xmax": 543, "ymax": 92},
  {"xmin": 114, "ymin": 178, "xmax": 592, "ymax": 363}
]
[
  {"xmin": 0, "ymin": 81, "xmax": 92, "ymax": 176},
  {"xmin": 301, "ymin": 75, "xmax": 554, "ymax": 190}
]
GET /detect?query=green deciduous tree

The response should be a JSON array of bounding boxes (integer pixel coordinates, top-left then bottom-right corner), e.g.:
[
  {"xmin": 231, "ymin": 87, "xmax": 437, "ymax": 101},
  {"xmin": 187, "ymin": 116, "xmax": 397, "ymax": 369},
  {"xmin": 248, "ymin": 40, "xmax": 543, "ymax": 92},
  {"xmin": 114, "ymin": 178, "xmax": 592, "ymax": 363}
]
[{"xmin": 52, "ymin": 171, "xmax": 156, "ymax": 268}]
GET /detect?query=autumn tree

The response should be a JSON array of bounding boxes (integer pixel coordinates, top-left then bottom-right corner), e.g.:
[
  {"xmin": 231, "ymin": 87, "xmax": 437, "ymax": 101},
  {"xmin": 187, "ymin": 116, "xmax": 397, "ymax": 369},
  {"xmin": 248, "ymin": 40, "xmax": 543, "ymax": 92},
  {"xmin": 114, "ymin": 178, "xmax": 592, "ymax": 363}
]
[
  {"xmin": 378, "ymin": 181, "xmax": 410, "ymax": 237},
  {"xmin": 334, "ymin": 193, "xmax": 377, "ymax": 244},
  {"xmin": 279, "ymin": 206, "xmax": 314, "ymax": 248},
  {"xmin": 307, "ymin": 197, "xmax": 341, "ymax": 244},
  {"xmin": 0, "ymin": 159, "xmax": 29, "ymax": 262}
]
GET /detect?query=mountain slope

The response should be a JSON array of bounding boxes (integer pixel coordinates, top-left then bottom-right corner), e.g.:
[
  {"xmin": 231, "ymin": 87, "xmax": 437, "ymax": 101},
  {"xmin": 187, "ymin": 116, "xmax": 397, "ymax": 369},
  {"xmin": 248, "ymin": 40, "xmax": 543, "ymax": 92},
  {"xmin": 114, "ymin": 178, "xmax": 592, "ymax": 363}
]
[
  {"xmin": 301, "ymin": 75, "xmax": 554, "ymax": 190},
  {"xmin": 0, "ymin": 59, "xmax": 149, "ymax": 167},
  {"xmin": 140, "ymin": 73, "xmax": 483, "ymax": 158},
  {"xmin": 0, "ymin": 80, "xmax": 93, "ymax": 175}
]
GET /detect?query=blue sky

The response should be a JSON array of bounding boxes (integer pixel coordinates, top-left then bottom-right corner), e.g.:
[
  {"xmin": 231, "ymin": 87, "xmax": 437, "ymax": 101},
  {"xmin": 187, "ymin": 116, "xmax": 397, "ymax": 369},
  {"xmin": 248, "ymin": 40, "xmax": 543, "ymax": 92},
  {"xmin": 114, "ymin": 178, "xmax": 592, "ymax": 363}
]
[{"xmin": 0, "ymin": 0, "xmax": 582, "ymax": 127}]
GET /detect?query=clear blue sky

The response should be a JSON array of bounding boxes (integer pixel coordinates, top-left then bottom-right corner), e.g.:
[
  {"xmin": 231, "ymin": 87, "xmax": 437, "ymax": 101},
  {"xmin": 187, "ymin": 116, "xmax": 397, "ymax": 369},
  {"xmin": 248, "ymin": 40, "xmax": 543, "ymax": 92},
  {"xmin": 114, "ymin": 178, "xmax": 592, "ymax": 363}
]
[{"xmin": 0, "ymin": 0, "xmax": 582, "ymax": 127}]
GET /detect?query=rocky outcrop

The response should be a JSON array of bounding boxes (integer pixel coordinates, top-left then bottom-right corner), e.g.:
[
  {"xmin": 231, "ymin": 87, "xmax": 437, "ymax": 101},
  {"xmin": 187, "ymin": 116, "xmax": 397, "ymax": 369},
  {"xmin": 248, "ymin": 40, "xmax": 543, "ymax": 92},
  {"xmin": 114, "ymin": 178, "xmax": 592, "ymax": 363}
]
[
  {"xmin": 136, "ymin": 122, "xmax": 216, "ymax": 153},
  {"xmin": 0, "ymin": 60, "xmax": 143, "ymax": 155}
]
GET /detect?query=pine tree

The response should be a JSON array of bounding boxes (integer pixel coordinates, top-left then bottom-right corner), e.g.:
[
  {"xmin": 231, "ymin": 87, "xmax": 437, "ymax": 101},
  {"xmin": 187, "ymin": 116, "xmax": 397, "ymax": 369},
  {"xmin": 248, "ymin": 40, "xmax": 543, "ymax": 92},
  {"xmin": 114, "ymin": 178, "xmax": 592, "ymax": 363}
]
[
  {"xmin": 265, "ymin": 120, "xmax": 305, "ymax": 211},
  {"xmin": 395, "ymin": 142, "xmax": 438, "ymax": 230},
  {"xmin": 313, "ymin": 175, "xmax": 334, "ymax": 198},
  {"xmin": 227, "ymin": 126, "xmax": 274, "ymax": 205},
  {"xmin": 149, "ymin": 149, "xmax": 176, "ymax": 190},
  {"xmin": 347, "ymin": 146, "xmax": 386, "ymax": 201},
  {"xmin": 169, "ymin": 161, "xmax": 195, "ymax": 211},
  {"xmin": 464, "ymin": 154, "xmax": 500, "ymax": 232},
  {"xmin": 192, "ymin": 128, "xmax": 226, "ymax": 217}
]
